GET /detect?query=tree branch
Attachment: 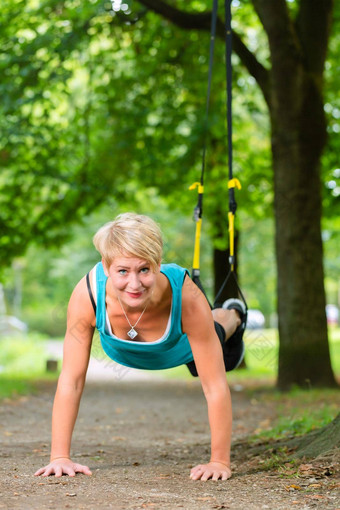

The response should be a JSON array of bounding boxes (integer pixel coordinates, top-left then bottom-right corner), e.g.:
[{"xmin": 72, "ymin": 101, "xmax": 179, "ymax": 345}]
[
  {"xmin": 251, "ymin": 0, "xmax": 302, "ymax": 64},
  {"xmin": 137, "ymin": 0, "xmax": 270, "ymax": 104},
  {"xmin": 137, "ymin": 0, "xmax": 212, "ymax": 31}
]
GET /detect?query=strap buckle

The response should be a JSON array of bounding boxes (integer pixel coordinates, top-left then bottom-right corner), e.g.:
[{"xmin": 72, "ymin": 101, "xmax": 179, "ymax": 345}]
[{"xmin": 189, "ymin": 182, "xmax": 204, "ymax": 194}]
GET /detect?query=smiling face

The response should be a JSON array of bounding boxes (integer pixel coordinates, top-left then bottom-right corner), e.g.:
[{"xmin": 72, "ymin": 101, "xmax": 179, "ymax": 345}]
[{"xmin": 104, "ymin": 255, "xmax": 159, "ymax": 308}]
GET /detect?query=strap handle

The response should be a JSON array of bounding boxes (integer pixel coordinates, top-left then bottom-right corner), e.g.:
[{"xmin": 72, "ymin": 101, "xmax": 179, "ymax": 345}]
[{"xmin": 189, "ymin": 182, "xmax": 204, "ymax": 272}]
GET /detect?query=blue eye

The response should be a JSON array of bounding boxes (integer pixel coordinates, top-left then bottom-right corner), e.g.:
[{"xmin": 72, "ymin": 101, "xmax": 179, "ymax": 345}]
[
  {"xmin": 119, "ymin": 269, "xmax": 127, "ymax": 275},
  {"xmin": 140, "ymin": 267, "xmax": 149, "ymax": 274}
]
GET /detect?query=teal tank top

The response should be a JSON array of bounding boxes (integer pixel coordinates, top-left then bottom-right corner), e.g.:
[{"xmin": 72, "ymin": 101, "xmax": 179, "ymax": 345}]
[{"xmin": 95, "ymin": 262, "xmax": 194, "ymax": 370}]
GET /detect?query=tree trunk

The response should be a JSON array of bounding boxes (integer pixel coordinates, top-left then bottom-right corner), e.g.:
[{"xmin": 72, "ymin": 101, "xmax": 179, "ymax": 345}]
[
  {"xmin": 263, "ymin": 1, "xmax": 337, "ymax": 389},
  {"xmin": 272, "ymin": 80, "xmax": 336, "ymax": 389}
]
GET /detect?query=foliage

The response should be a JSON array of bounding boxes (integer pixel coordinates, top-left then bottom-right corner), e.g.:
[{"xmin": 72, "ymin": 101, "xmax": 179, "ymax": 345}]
[
  {"xmin": 1, "ymin": 0, "xmax": 337, "ymax": 277},
  {"xmin": 238, "ymin": 215, "xmax": 276, "ymax": 317},
  {"xmin": 321, "ymin": 7, "xmax": 340, "ymax": 300},
  {"xmin": 322, "ymin": 2, "xmax": 340, "ymax": 212},
  {"xmin": 0, "ymin": 0, "xmax": 123, "ymax": 263},
  {"xmin": 1, "ymin": 0, "xmax": 338, "ymax": 288},
  {"xmin": 0, "ymin": 0, "xmax": 272, "ymax": 269}
]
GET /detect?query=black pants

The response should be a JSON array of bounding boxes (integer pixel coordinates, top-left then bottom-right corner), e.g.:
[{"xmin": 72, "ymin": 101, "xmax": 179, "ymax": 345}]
[{"xmin": 186, "ymin": 321, "xmax": 243, "ymax": 376}]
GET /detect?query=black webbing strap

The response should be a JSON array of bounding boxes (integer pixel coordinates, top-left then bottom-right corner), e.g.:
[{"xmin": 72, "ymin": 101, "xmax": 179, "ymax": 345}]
[
  {"xmin": 190, "ymin": 0, "xmax": 218, "ymax": 308},
  {"xmin": 86, "ymin": 272, "xmax": 97, "ymax": 314},
  {"xmin": 200, "ymin": 0, "xmax": 218, "ymax": 192},
  {"xmin": 225, "ymin": 0, "xmax": 238, "ymax": 217},
  {"xmin": 213, "ymin": 268, "xmax": 248, "ymax": 309},
  {"xmin": 225, "ymin": 1, "xmax": 233, "ymax": 181},
  {"xmin": 190, "ymin": 0, "xmax": 218, "ymax": 224}
]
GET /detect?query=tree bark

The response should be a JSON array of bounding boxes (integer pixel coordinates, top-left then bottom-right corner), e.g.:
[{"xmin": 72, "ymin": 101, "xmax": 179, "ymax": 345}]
[{"xmin": 271, "ymin": 79, "xmax": 335, "ymax": 388}]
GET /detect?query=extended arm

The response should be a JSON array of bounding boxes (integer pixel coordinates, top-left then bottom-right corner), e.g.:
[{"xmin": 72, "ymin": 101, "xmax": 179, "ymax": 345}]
[
  {"xmin": 182, "ymin": 277, "xmax": 232, "ymax": 481},
  {"xmin": 35, "ymin": 277, "xmax": 95, "ymax": 477}
]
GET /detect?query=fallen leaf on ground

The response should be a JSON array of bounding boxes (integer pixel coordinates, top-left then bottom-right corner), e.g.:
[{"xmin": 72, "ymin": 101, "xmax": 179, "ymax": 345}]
[
  {"xmin": 285, "ymin": 484, "xmax": 302, "ymax": 491},
  {"xmin": 299, "ymin": 464, "xmax": 314, "ymax": 472}
]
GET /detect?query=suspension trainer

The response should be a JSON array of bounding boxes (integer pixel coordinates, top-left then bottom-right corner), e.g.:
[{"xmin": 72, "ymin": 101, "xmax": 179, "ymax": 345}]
[{"xmin": 190, "ymin": 0, "xmax": 247, "ymax": 311}]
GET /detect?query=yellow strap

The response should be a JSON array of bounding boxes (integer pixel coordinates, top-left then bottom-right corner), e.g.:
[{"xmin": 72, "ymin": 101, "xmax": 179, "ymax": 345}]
[
  {"xmin": 189, "ymin": 182, "xmax": 204, "ymax": 194},
  {"xmin": 192, "ymin": 218, "xmax": 202, "ymax": 270},
  {"xmin": 227, "ymin": 178, "xmax": 241, "ymax": 271},
  {"xmin": 228, "ymin": 177, "xmax": 241, "ymax": 190},
  {"xmin": 228, "ymin": 211, "xmax": 235, "ymax": 271},
  {"xmin": 189, "ymin": 182, "xmax": 204, "ymax": 271}
]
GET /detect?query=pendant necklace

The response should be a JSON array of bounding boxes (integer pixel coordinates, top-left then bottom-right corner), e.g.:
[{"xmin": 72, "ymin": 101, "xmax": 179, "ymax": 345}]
[{"xmin": 117, "ymin": 296, "xmax": 148, "ymax": 339}]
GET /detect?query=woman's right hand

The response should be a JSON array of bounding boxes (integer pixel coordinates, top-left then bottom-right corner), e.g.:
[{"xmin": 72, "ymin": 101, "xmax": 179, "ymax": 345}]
[{"xmin": 34, "ymin": 457, "xmax": 92, "ymax": 478}]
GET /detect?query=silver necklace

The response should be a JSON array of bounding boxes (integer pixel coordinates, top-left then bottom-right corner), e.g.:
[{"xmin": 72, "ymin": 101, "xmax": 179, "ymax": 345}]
[{"xmin": 117, "ymin": 296, "xmax": 148, "ymax": 339}]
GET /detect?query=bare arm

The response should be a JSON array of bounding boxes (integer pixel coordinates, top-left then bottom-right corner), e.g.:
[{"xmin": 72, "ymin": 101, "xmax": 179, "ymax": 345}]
[
  {"xmin": 182, "ymin": 276, "xmax": 232, "ymax": 481},
  {"xmin": 35, "ymin": 277, "xmax": 95, "ymax": 477}
]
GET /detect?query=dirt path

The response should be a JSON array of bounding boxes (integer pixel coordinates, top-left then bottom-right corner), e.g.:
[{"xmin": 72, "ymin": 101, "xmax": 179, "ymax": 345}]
[{"xmin": 0, "ymin": 377, "xmax": 339, "ymax": 510}]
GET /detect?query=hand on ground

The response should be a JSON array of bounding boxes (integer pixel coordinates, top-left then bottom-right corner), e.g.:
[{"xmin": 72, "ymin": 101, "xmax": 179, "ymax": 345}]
[
  {"xmin": 190, "ymin": 461, "xmax": 231, "ymax": 481},
  {"xmin": 34, "ymin": 458, "xmax": 92, "ymax": 478}
]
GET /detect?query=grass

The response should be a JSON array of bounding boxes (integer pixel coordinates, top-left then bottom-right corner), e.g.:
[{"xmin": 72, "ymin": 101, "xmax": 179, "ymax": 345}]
[
  {"xmin": 269, "ymin": 405, "xmax": 337, "ymax": 437},
  {"xmin": 0, "ymin": 333, "xmax": 59, "ymax": 399},
  {"xmin": 0, "ymin": 375, "xmax": 37, "ymax": 398},
  {"xmin": 251, "ymin": 392, "xmax": 339, "ymax": 442},
  {"xmin": 329, "ymin": 326, "xmax": 340, "ymax": 373}
]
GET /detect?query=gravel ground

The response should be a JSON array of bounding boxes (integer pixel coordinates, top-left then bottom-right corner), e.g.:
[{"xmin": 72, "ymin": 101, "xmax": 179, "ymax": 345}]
[{"xmin": 0, "ymin": 375, "xmax": 339, "ymax": 510}]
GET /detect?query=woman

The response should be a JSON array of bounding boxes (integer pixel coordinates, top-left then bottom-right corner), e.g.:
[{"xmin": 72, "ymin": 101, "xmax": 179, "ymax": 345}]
[{"xmin": 35, "ymin": 213, "xmax": 247, "ymax": 481}]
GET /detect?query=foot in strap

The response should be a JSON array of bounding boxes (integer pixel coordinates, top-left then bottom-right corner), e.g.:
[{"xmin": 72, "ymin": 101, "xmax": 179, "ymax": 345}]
[{"xmin": 222, "ymin": 298, "xmax": 247, "ymax": 370}]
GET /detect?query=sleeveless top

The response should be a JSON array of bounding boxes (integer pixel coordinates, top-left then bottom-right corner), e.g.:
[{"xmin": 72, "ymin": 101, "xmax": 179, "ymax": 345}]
[{"xmin": 94, "ymin": 262, "xmax": 194, "ymax": 370}]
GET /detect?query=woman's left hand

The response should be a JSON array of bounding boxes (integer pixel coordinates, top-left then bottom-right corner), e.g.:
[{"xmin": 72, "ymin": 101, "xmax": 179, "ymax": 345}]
[{"xmin": 190, "ymin": 461, "xmax": 232, "ymax": 481}]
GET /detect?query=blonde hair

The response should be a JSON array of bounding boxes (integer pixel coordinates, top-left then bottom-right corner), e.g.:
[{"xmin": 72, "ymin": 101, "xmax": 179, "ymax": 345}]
[{"xmin": 93, "ymin": 213, "xmax": 163, "ymax": 270}]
